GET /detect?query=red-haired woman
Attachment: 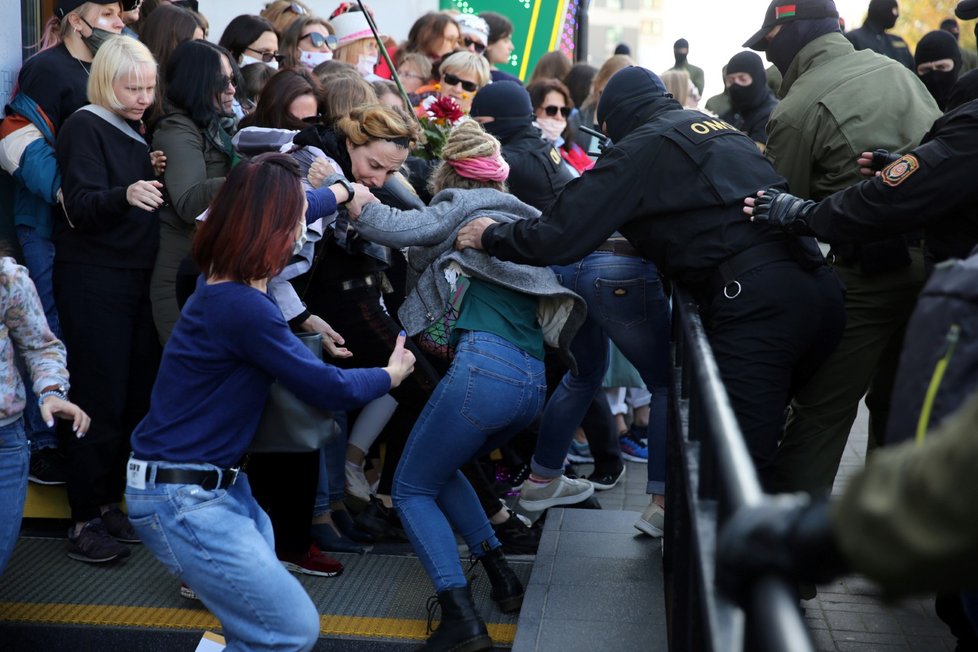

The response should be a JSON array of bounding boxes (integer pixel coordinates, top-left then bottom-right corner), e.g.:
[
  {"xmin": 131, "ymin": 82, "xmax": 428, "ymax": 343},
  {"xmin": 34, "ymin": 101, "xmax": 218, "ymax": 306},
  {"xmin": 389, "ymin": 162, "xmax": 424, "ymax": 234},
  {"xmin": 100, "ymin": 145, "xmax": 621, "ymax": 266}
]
[{"xmin": 124, "ymin": 152, "xmax": 415, "ymax": 650}]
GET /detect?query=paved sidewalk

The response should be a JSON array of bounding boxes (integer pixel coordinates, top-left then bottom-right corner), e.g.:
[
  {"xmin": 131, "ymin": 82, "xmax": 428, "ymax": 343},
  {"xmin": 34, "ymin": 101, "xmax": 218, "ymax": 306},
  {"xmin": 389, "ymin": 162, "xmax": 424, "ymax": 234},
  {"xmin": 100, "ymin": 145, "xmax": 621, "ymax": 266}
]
[{"xmin": 568, "ymin": 401, "xmax": 957, "ymax": 651}]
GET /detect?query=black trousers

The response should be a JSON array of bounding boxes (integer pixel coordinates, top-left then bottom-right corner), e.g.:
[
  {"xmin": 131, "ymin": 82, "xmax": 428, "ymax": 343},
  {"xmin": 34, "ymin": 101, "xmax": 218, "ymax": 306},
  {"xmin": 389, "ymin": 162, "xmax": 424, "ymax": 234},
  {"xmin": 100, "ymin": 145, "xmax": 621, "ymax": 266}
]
[
  {"xmin": 54, "ymin": 263, "xmax": 161, "ymax": 522},
  {"xmin": 698, "ymin": 262, "xmax": 846, "ymax": 488},
  {"xmin": 248, "ymin": 450, "xmax": 319, "ymax": 556}
]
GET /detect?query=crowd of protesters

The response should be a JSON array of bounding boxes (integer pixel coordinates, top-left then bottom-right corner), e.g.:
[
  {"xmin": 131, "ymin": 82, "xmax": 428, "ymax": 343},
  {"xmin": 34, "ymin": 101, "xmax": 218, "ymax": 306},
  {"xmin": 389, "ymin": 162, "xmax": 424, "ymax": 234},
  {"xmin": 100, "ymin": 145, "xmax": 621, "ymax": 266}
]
[{"xmin": 5, "ymin": 0, "xmax": 978, "ymax": 650}]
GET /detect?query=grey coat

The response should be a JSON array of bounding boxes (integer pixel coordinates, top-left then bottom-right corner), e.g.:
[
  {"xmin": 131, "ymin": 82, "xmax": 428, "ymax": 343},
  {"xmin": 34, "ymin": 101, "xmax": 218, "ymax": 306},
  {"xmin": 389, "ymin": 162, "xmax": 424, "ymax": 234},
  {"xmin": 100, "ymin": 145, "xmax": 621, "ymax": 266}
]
[{"xmin": 355, "ymin": 188, "xmax": 586, "ymax": 367}]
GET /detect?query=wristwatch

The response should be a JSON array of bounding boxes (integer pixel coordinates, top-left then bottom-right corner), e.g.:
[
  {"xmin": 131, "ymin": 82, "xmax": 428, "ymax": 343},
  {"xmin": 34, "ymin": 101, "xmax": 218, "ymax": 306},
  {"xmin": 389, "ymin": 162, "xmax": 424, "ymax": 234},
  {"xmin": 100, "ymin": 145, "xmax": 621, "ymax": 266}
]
[
  {"xmin": 38, "ymin": 384, "xmax": 68, "ymax": 407},
  {"xmin": 333, "ymin": 177, "xmax": 355, "ymax": 205}
]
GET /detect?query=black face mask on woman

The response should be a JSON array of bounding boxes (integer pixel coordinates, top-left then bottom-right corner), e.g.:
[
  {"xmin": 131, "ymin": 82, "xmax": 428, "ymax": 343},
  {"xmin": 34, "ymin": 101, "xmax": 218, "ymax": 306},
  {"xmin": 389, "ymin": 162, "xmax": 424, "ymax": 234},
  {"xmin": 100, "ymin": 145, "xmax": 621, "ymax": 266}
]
[{"xmin": 79, "ymin": 17, "xmax": 116, "ymax": 56}]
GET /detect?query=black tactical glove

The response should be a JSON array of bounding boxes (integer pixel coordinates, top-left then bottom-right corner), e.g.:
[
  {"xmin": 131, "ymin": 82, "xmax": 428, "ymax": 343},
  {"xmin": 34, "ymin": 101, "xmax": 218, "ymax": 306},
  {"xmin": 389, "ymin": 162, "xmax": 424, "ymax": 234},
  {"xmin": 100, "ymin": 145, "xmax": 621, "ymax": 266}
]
[
  {"xmin": 870, "ymin": 148, "xmax": 900, "ymax": 171},
  {"xmin": 715, "ymin": 493, "xmax": 849, "ymax": 606},
  {"xmin": 750, "ymin": 190, "xmax": 817, "ymax": 236}
]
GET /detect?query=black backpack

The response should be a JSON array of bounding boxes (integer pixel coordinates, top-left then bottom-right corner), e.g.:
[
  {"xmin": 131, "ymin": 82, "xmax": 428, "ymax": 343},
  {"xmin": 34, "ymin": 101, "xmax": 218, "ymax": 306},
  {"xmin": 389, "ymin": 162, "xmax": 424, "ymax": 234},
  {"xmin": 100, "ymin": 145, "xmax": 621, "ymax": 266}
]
[{"xmin": 886, "ymin": 252, "xmax": 978, "ymax": 445}]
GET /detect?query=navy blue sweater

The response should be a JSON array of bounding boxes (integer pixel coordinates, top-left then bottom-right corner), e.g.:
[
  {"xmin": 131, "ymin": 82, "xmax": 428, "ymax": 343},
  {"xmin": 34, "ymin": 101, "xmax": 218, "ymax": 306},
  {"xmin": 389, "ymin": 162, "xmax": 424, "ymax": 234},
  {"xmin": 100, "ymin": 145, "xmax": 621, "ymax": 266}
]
[{"xmin": 131, "ymin": 277, "xmax": 391, "ymax": 466}]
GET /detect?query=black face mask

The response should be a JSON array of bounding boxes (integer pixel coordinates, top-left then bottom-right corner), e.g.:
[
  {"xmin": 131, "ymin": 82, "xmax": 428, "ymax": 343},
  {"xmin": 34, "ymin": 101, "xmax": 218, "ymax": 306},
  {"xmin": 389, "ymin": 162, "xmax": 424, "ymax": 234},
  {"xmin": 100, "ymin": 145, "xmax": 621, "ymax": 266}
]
[
  {"xmin": 920, "ymin": 70, "xmax": 957, "ymax": 110},
  {"xmin": 765, "ymin": 18, "xmax": 842, "ymax": 76},
  {"xmin": 79, "ymin": 17, "xmax": 116, "ymax": 56},
  {"xmin": 728, "ymin": 83, "xmax": 767, "ymax": 111},
  {"xmin": 867, "ymin": 0, "xmax": 898, "ymax": 30},
  {"xmin": 674, "ymin": 49, "xmax": 688, "ymax": 66}
]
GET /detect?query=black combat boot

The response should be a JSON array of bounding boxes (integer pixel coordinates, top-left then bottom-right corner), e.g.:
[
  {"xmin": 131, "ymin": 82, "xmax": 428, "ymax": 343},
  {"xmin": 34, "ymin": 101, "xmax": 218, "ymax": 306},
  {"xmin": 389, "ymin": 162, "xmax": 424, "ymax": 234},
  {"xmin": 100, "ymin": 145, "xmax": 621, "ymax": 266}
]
[
  {"xmin": 420, "ymin": 586, "xmax": 492, "ymax": 652},
  {"xmin": 478, "ymin": 544, "xmax": 524, "ymax": 614}
]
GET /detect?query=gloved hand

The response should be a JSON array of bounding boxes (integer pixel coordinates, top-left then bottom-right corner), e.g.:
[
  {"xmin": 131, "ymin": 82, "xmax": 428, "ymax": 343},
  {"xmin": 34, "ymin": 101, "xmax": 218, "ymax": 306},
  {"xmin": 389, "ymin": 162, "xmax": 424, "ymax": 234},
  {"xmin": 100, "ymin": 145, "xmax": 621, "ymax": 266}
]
[
  {"xmin": 715, "ymin": 493, "xmax": 848, "ymax": 606},
  {"xmin": 871, "ymin": 148, "xmax": 900, "ymax": 171},
  {"xmin": 749, "ymin": 190, "xmax": 817, "ymax": 236}
]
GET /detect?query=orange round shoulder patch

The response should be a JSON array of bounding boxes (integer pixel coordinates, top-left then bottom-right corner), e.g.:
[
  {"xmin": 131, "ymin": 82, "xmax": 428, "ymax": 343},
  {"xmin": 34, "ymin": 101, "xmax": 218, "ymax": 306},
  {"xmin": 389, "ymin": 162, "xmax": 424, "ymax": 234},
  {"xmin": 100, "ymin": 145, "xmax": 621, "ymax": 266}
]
[{"xmin": 881, "ymin": 154, "xmax": 920, "ymax": 188}]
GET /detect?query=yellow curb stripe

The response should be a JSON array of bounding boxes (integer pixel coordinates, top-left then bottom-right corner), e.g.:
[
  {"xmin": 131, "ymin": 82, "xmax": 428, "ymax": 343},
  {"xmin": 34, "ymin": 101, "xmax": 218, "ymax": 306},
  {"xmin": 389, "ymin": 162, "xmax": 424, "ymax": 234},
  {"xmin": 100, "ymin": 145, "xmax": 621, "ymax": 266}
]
[
  {"xmin": 519, "ymin": 0, "xmax": 544, "ymax": 80},
  {"xmin": 0, "ymin": 602, "xmax": 517, "ymax": 643}
]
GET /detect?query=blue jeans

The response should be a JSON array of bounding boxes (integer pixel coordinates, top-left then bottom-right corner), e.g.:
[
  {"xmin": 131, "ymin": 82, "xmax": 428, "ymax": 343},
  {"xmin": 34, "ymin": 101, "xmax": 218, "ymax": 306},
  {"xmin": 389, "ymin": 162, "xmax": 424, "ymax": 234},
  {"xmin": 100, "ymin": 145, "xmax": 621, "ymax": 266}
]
[
  {"xmin": 539, "ymin": 253, "xmax": 671, "ymax": 494},
  {"xmin": 126, "ymin": 463, "xmax": 320, "ymax": 651},
  {"xmin": 0, "ymin": 418, "xmax": 28, "ymax": 575},
  {"xmin": 393, "ymin": 331, "xmax": 546, "ymax": 592},
  {"xmin": 15, "ymin": 225, "xmax": 59, "ymax": 338},
  {"xmin": 314, "ymin": 412, "xmax": 347, "ymax": 515}
]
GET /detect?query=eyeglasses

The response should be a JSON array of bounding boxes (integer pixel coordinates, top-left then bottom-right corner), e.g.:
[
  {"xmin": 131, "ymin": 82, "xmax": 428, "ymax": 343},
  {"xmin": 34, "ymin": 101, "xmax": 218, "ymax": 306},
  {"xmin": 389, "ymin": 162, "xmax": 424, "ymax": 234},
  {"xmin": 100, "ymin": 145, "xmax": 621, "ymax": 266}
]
[
  {"xmin": 300, "ymin": 32, "xmax": 339, "ymax": 50},
  {"xmin": 245, "ymin": 47, "xmax": 284, "ymax": 64},
  {"xmin": 541, "ymin": 105, "xmax": 570, "ymax": 118},
  {"xmin": 442, "ymin": 73, "xmax": 479, "ymax": 93},
  {"xmin": 462, "ymin": 36, "xmax": 486, "ymax": 54},
  {"xmin": 218, "ymin": 75, "xmax": 237, "ymax": 90}
]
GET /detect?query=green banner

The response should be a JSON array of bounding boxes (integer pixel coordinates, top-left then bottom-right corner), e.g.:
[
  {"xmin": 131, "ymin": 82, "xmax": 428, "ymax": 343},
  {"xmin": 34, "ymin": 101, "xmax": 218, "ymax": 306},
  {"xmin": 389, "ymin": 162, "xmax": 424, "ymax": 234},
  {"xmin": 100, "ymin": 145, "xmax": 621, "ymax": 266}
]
[{"xmin": 441, "ymin": 0, "xmax": 571, "ymax": 81}]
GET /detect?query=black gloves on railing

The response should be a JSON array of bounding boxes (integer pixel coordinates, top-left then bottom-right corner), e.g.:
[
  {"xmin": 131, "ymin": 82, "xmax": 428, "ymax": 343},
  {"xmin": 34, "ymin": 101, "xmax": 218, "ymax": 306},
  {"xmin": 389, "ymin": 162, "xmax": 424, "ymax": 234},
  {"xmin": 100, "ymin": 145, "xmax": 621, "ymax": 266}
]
[{"xmin": 715, "ymin": 493, "xmax": 849, "ymax": 605}]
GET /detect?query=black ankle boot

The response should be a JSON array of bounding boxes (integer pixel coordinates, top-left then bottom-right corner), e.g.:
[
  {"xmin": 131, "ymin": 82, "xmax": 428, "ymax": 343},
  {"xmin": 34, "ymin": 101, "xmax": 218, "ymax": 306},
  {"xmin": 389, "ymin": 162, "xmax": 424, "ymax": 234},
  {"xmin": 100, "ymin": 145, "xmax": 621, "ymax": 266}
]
[
  {"xmin": 420, "ymin": 586, "xmax": 492, "ymax": 652},
  {"xmin": 478, "ymin": 545, "xmax": 524, "ymax": 614}
]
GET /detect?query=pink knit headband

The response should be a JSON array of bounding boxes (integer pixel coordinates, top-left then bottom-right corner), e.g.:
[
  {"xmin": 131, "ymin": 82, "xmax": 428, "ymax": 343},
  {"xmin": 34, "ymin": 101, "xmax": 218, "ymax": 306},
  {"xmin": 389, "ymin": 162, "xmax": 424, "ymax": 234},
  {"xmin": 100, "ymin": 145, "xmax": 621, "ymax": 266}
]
[{"xmin": 447, "ymin": 152, "xmax": 510, "ymax": 183}]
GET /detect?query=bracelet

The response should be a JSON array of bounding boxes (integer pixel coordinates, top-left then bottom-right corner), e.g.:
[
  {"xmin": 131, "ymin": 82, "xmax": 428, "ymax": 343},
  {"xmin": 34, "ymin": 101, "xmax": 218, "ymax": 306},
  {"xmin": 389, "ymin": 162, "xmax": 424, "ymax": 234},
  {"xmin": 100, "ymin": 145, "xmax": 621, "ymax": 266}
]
[{"xmin": 38, "ymin": 389, "xmax": 68, "ymax": 407}]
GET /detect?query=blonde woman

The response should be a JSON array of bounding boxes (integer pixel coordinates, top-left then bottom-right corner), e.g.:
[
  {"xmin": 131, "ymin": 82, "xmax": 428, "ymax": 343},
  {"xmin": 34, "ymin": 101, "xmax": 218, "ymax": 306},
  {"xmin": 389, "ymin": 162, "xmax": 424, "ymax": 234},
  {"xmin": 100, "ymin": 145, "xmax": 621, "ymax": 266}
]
[
  {"xmin": 352, "ymin": 120, "xmax": 586, "ymax": 651},
  {"xmin": 329, "ymin": 6, "xmax": 379, "ymax": 79},
  {"xmin": 54, "ymin": 35, "xmax": 164, "ymax": 563},
  {"xmin": 414, "ymin": 50, "xmax": 492, "ymax": 114}
]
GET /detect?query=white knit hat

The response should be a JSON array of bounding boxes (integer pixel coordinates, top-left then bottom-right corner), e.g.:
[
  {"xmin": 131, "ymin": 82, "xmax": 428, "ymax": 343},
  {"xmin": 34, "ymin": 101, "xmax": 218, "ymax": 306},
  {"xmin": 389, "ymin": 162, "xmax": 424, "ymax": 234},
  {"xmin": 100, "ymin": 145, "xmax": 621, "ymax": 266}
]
[
  {"xmin": 331, "ymin": 11, "xmax": 373, "ymax": 48},
  {"xmin": 456, "ymin": 13, "xmax": 489, "ymax": 46}
]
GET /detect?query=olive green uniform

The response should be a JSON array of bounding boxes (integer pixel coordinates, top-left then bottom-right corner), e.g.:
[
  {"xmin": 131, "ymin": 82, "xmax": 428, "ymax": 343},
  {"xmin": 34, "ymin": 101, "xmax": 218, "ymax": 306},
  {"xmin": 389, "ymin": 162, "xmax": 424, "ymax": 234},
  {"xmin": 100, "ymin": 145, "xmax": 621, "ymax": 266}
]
[{"xmin": 764, "ymin": 32, "xmax": 941, "ymax": 494}]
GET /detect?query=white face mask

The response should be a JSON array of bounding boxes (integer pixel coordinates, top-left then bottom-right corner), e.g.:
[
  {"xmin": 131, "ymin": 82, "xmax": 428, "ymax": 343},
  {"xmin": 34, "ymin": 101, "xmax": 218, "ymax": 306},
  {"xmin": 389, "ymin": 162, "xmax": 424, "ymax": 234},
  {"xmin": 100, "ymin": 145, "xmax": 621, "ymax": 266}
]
[
  {"xmin": 242, "ymin": 54, "xmax": 278, "ymax": 71},
  {"xmin": 536, "ymin": 116, "xmax": 566, "ymax": 143},
  {"xmin": 356, "ymin": 54, "xmax": 378, "ymax": 77},
  {"xmin": 299, "ymin": 50, "xmax": 332, "ymax": 70}
]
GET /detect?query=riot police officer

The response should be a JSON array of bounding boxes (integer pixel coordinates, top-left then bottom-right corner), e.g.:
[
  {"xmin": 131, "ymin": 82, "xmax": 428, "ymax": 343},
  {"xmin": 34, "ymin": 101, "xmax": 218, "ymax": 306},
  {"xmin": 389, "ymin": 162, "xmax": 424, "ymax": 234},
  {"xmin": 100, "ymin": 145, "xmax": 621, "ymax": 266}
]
[{"xmin": 456, "ymin": 66, "xmax": 847, "ymax": 486}]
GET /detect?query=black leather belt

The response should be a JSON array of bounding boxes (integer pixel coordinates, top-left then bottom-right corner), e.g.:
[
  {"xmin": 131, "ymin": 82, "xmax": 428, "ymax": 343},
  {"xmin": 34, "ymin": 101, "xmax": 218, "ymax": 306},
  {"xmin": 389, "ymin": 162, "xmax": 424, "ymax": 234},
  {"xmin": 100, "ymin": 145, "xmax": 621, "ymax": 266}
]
[
  {"xmin": 595, "ymin": 240, "xmax": 642, "ymax": 258},
  {"xmin": 708, "ymin": 240, "xmax": 796, "ymax": 298},
  {"xmin": 153, "ymin": 467, "xmax": 239, "ymax": 490},
  {"xmin": 339, "ymin": 273, "xmax": 381, "ymax": 292}
]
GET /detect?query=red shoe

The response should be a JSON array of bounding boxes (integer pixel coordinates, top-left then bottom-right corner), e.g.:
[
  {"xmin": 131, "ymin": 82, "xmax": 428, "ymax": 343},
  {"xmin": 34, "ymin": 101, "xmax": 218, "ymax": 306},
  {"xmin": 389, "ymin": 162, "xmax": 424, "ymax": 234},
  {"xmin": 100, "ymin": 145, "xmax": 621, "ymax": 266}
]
[{"xmin": 280, "ymin": 544, "xmax": 343, "ymax": 577}]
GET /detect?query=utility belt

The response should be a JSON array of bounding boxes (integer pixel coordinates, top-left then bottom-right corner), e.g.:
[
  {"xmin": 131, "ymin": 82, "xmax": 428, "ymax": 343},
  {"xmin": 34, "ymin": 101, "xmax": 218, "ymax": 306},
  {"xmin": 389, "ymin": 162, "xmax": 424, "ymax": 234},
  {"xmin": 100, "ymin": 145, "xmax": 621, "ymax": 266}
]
[
  {"xmin": 595, "ymin": 239, "xmax": 642, "ymax": 258},
  {"xmin": 828, "ymin": 236, "xmax": 922, "ymax": 275},
  {"xmin": 126, "ymin": 458, "xmax": 240, "ymax": 492},
  {"xmin": 704, "ymin": 240, "xmax": 800, "ymax": 300}
]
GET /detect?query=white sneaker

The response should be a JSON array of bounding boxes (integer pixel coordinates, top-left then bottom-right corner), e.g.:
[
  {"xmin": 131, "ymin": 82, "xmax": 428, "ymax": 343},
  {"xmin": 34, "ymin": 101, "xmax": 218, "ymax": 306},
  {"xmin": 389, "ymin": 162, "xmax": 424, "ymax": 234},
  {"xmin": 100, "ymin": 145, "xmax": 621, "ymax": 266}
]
[
  {"xmin": 518, "ymin": 475, "xmax": 594, "ymax": 511},
  {"xmin": 634, "ymin": 502, "xmax": 664, "ymax": 538},
  {"xmin": 345, "ymin": 460, "xmax": 371, "ymax": 503}
]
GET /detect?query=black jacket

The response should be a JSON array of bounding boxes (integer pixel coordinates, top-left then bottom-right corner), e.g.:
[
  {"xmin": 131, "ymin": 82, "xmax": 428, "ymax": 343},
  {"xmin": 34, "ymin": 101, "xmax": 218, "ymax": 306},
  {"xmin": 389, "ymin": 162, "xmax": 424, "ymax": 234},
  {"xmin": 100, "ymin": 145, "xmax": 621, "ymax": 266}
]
[
  {"xmin": 500, "ymin": 125, "xmax": 575, "ymax": 212},
  {"xmin": 721, "ymin": 93, "xmax": 779, "ymax": 146},
  {"xmin": 808, "ymin": 99, "xmax": 978, "ymax": 264},
  {"xmin": 846, "ymin": 23, "xmax": 914, "ymax": 70},
  {"xmin": 483, "ymin": 95, "xmax": 793, "ymax": 288},
  {"xmin": 55, "ymin": 109, "xmax": 159, "ymax": 268}
]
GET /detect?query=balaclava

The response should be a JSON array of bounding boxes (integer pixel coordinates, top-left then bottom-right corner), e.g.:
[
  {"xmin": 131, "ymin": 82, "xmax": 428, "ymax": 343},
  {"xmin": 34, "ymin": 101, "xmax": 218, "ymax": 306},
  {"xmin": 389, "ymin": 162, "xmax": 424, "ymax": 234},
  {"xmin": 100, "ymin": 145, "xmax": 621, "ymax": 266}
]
[
  {"xmin": 867, "ymin": 0, "xmax": 899, "ymax": 30},
  {"xmin": 674, "ymin": 39, "xmax": 689, "ymax": 67},
  {"xmin": 766, "ymin": 17, "xmax": 842, "ymax": 75},
  {"xmin": 914, "ymin": 30, "xmax": 962, "ymax": 110},
  {"xmin": 726, "ymin": 51, "xmax": 769, "ymax": 111},
  {"xmin": 596, "ymin": 66, "xmax": 675, "ymax": 144},
  {"xmin": 469, "ymin": 81, "xmax": 536, "ymax": 143}
]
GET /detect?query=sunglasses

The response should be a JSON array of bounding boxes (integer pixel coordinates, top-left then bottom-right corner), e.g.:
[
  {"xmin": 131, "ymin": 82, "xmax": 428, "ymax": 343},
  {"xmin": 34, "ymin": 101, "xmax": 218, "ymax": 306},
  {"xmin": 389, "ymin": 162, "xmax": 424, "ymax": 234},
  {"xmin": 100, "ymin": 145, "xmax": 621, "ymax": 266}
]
[
  {"xmin": 301, "ymin": 32, "xmax": 339, "ymax": 50},
  {"xmin": 245, "ymin": 47, "xmax": 284, "ymax": 64},
  {"xmin": 541, "ymin": 105, "xmax": 570, "ymax": 118},
  {"xmin": 218, "ymin": 75, "xmax": 236, "ymax": 90},
  {"xmin": 301, "ymin": 114, "xmax": 323, "ymax": 124},
  {"xmin": 442, "ymin": 73, "xmax": 479, "ymax": 93},
  {"xmin": 462, "ymin": 36, "xmax": 486, "ymax": 54},
  {"xmin": 287, "ymin": 2, "xmax": 306, "ymax": 14}
]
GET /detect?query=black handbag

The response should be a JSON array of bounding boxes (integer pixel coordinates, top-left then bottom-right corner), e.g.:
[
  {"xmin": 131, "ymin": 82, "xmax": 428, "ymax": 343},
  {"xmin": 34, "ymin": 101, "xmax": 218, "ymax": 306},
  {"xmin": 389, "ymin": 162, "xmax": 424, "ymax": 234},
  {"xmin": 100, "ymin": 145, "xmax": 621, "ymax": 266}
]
[{"xmin": 249, "ymin": 331, "xmax": 337, "ymax": 453}]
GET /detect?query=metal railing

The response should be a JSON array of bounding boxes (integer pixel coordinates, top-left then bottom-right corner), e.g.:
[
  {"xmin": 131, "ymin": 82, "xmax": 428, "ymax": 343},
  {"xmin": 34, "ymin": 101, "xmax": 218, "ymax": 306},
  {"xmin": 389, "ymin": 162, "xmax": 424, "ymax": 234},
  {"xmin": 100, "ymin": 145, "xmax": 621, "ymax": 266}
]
[{"xmin": 663, "ymin": 288, "xmax": 814, "ymax": 652}]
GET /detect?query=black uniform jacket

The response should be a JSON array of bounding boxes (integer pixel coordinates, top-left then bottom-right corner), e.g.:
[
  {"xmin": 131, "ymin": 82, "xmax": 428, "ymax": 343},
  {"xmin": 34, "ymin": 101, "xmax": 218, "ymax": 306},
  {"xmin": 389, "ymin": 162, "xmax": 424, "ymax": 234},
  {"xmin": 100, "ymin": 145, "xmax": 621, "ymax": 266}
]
[
  {"xmin": 846, "ymin": 23, "xmax": 914, "ymax": 70},
  {"xmin": 482, "ymin": 95, "xmax": 791, "ymax": 288},
  {"xmin": 501, "ymin": 125, "xmax": 575, "ymax": 213},
  {"xmin": 808, "ymin": 99, "xmax": 978, "ymax": 263}
]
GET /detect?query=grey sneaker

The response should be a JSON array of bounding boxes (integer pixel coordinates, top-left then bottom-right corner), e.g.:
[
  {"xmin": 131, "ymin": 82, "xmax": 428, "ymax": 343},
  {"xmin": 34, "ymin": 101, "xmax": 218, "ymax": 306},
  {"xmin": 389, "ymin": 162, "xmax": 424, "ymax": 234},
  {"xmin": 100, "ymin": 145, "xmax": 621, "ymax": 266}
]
[
  {"xmin": 635, "ymin": 502, "xmax": 664, "ymax": 538},
  {"xmin": 518, "ymin": 475, "xmax": 594, "ymax": 511}
]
